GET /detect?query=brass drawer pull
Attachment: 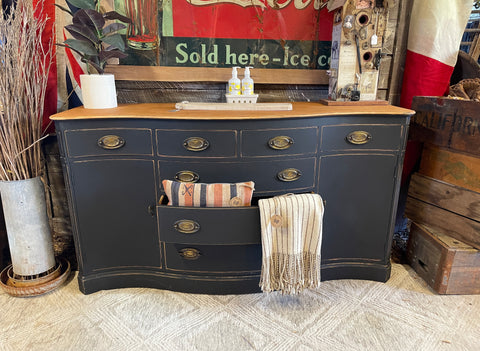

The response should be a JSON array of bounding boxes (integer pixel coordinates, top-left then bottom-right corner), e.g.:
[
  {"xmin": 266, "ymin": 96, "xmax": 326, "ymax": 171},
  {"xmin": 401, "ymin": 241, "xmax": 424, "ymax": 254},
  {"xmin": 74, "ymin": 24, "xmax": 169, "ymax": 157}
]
[
  {"xmin": 277, "ymin": 168, "xmax": 302, "ymax": 182},
  {"xmin": 268, "ymin": 136, "xmax": 294, "ymax": 150},
  {"xmin": 178, "ymin": 248, "xmax": 201, "ymax": 260},
  {"xmin": 183, "ymin": 137, "xmax": 210, "ymax": 152},
  {"xmin": 346, "ymin": 131, "xmax": 372, "ymax": 145},
  {"xmin": 174, "ymin": 170, "xmax": 199, "ymax": 183},
  {"xmin": 174, "ymin": 219, "xmax": 200, "ymax": 234},
  {"xmin": 97, "ymin": 135, "xmax": 125, "ymax": 150}
]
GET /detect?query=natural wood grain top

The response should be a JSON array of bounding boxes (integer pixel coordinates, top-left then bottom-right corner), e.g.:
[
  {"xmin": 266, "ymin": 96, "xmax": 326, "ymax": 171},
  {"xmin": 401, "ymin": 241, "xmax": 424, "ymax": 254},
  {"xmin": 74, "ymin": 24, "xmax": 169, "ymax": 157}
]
[
  {"xmin": 50, "ymin": 102, "xmax": 414, "ymax": 121},
  {"xmin": 106, "ymin": 66, "xmax": 329, "ymax": 85}
]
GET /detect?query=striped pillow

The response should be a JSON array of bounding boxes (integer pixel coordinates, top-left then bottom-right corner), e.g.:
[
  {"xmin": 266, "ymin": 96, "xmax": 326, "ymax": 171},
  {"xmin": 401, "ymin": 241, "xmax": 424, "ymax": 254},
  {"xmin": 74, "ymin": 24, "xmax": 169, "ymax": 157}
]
[{"xmin": 162, "ymin": 180, "xmax": 255, "ymax": 207}]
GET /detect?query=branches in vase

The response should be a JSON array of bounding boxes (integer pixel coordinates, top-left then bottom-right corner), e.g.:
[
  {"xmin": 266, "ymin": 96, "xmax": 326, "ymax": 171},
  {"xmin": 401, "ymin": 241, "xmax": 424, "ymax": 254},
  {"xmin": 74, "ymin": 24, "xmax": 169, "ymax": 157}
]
[{"xmin": 0, "ymin": 1, "xmax": 54, "ymax": 181}]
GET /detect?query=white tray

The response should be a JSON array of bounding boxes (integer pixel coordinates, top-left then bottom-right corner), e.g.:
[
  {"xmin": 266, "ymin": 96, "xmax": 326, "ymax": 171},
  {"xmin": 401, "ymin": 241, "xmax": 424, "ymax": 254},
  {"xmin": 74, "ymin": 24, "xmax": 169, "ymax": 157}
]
[{"xmin": 175, "ymin": 101, "xmax": 293, "ymax": 111}]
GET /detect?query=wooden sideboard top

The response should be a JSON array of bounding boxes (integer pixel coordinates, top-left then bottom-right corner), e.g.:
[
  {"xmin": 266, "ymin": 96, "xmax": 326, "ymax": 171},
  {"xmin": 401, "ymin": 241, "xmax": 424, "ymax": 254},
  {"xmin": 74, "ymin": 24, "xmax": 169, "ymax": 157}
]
[{"xmin": 50, "ymin": 102, "xmax": 414, "ymax": 121}]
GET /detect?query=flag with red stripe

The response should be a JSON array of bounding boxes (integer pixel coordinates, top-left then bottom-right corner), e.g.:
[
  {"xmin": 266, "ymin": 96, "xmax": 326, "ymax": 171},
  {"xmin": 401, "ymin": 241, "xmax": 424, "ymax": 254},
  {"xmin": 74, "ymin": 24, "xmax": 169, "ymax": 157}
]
[
  {"xmin": 400, "ymin": 0, "xmax": 472, "ymax": 108},
  {"xmin": 31, "ymin": 0, "xmax": 88, "ymax": 131},
  {"xmin": 32, "ymin": 0, "xmax": 57, "ymax": 132}
]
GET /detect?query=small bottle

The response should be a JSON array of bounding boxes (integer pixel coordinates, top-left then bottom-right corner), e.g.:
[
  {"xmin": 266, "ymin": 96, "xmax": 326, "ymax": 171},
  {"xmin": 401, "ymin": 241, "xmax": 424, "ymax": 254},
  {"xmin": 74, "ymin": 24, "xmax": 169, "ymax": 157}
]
[
  {"xmin": 241, "ymin": 66, "xmax": 254, "ymax": 95},
  {"xmin": 227, "ymin": 66, "xmax": 241, "ymax": 95}
]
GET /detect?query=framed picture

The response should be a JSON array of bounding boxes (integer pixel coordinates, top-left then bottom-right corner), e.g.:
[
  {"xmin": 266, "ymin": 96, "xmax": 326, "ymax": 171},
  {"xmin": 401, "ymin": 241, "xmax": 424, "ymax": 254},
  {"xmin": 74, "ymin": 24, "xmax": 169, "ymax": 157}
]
[{"xmin": 105, "ymin": 0, "xmax": 334, "ymax": 84}]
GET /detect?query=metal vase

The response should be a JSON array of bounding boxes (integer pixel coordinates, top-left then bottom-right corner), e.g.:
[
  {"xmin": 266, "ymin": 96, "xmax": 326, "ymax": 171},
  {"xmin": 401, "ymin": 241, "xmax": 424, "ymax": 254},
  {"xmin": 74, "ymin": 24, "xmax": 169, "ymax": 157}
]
[{"xmin": 0, "ymin": 177, "xmax": 55, "ymax": 277}]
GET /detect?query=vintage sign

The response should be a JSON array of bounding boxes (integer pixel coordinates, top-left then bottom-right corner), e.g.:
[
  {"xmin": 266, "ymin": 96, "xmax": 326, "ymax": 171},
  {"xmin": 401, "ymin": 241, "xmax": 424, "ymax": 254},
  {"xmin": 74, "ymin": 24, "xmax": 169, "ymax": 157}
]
[
  {"xmin": 410, "ymin": 96, "xmax": 480, "ymax": 155},
  {"xmin": 113, "ymin": 0, "xmax": 334, "ymax": 70}
]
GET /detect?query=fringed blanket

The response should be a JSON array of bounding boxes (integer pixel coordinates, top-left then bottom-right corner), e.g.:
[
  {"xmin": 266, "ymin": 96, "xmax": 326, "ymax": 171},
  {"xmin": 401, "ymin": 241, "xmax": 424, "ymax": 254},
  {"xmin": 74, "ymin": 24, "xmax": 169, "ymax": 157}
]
[{"xmin": 259, "ymin": 193, "xmax": 324, "ymax": 294}]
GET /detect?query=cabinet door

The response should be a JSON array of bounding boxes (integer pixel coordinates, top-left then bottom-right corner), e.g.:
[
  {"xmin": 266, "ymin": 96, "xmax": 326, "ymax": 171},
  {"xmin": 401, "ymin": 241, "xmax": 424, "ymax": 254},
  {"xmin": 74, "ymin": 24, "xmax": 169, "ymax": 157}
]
[
  {"xmin": 318, "ymin": 154, "xmax": 398, "ymax": 263},
  {"xmin": 69, "ymin": 159, "xmax": 160, "ymax": 272}
]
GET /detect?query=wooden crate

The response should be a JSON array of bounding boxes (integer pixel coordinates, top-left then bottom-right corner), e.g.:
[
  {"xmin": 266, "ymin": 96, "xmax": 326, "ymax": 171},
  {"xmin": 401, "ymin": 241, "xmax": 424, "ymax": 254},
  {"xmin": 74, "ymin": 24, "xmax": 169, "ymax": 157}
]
[
  {"xmin": 408, "ymin": 173, "xmax": 480, "ymax": 222},
  {"xmin": 410, "ymin": 96, "xmax": 480, "ymax": 155},
  {"xmin": 407, "ymin": 222, "xmax": 480, "ymax": 294},
  {"xmin": 406, "ymin": 173, "xmax": 480, "ymax": 250},
  {"xmin": 418, "ymin": 144, "xmax": 480, "ymax": 194}
]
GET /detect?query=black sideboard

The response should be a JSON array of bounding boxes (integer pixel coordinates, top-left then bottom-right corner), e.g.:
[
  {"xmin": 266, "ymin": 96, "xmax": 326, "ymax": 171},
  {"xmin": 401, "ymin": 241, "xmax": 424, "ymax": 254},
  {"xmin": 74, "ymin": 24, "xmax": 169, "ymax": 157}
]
[{"xmin": 51, "ymin": 102, "xmax": 413, "ymax": 294}]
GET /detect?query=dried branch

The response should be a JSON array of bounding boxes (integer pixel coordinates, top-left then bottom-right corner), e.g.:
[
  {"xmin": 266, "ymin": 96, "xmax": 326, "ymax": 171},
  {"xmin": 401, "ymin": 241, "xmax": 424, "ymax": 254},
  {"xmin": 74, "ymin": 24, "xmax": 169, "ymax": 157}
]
[{"xmin": 0, "ymin": 1, "xmax": 54, "ymax": 181}]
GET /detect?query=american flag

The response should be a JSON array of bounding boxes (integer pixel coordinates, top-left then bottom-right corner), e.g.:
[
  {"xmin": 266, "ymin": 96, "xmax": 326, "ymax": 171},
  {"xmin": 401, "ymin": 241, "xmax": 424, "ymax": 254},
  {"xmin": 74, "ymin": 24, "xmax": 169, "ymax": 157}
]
[{"xmin": 35, "ymin": 0, "xmax": 86, "ymax": 132}]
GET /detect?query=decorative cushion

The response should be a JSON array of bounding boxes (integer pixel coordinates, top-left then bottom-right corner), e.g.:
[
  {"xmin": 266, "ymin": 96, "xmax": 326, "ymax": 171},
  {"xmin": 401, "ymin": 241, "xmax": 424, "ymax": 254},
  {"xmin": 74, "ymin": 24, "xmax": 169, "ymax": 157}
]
[{"xmin": 162, "ymin": 180, "xmax": 255, "ymax": 207}]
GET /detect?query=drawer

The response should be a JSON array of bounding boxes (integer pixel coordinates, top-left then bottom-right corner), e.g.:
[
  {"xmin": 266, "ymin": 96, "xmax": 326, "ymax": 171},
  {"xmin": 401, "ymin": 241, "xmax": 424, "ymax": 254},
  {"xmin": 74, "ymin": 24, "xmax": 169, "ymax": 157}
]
[
  {"xmin": 241, "ymin": 127, "xmax": 318, "ymax": 157},
  {"xmin": 164, "ymin": 243, "xmax": 262, "ymax": 273},
  {"xmin": 156, "ymin": 129, "xmax": 237, "ymax": 157},
  {"xmin": 158, "ymin": 157, "xmax": 316, "ymax": 193},
  {"xmin": 64, "ymin": 128, "xmax": 153, "ymax": 157},
  {"xmin": 320, "ymin": 124, "xmax": 403, "ymax": 151},
  {"xmin": 158, "ymin": 205, "xmax": 260, "ymax": 244}
]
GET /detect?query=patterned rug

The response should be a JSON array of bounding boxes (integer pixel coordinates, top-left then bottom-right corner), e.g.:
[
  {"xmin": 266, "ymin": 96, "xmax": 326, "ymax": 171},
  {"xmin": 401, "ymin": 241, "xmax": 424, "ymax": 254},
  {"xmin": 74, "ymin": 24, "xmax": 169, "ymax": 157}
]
[{"xmin": 1, "ymin": 263, "xmax": 479, "ymax": 351}]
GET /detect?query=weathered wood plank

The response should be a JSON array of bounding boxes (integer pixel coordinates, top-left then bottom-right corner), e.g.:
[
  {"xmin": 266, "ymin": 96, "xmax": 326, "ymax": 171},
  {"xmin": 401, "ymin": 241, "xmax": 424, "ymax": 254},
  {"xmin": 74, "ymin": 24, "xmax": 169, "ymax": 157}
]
[
  {"xmin": 408, "ymin": 173, "xmax": 480, "ymax": 222},
  {"xmin": 42, "ymin": 135, "xmax": 75, "ymax": 267},
  {"xmin": 115, "ymin": 81, "xmax": 329, "ymax": 104},
  {"xmin": 318, "ymin": 99, "xmax": 388, "ymax": 106},
  {"xmin": 107, "ymin": 66, "xmax": 330, "ymax": 85},
  {"xmin": 446, "ymin": 266, "xmax": 480, "ymax": 294},
  {"xmin": 378, "ymin": 56, "xmax": 392, "ymax": 90},
  {"xmin": 376, "ymin": 89, "xmax": 388, "ymax": 101},
  {"xmin": 50, "ymin": 218, "xmax": 72, "ymax": 237},
  {"xmin": 387, "ymin": 0, "xmax": 413, "ymax": 105},
  {"xmin": 407, "ymin": 222, "xmax": 445, "ymax": 292},
  {"xmin": 405, "ymin": 196, "xmax": 480, "ymax": 250},
  {"xmin": 383, "ymin": 20, "xmax": 397, "ymax": 54},
  {"xmin": 419, "ymin": 145, "xmax": 480, "ymax": 193}
]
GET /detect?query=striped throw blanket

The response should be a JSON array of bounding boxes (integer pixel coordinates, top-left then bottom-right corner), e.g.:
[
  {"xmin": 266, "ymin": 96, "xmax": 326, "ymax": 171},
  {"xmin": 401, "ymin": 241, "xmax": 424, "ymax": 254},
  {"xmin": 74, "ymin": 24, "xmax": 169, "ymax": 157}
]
[{"xmin": 258, "ymin": 193, "xmax": 324, "ymax": 294}]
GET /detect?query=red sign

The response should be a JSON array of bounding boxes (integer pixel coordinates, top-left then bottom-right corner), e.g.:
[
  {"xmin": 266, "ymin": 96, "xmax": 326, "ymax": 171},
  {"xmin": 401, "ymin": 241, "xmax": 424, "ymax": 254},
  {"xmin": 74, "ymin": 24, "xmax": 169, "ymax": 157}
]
[{"xmin": 168, "ymin": 1, "xmax": 333, "ymax": 41}]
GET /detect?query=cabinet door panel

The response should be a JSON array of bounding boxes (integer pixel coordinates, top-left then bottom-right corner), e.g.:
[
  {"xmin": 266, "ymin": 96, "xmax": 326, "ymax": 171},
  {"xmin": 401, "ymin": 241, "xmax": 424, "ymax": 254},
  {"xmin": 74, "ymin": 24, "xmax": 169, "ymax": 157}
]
[
  {"xmin": 318, "ymin": 154, "xmax": 398, "ymax": 262},
  {"xmin": 69, "ymin": 159, "xmax": 160, "ymax": 272}
]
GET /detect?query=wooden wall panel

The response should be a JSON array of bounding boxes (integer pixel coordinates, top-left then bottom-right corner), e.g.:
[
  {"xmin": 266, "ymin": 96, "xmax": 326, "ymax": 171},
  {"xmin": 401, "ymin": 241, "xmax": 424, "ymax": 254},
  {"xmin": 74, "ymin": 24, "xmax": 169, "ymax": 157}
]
[
  {"xmin": 108, "ymin": 66, "xmax": 330, "ymax": 85},
  {"xmin": 116, "ymin": 81, "xmax": 329, "ymax": 104},
  {"xmin": 386, "ymin": 0, "xmax": 413, "ymax": 105}
]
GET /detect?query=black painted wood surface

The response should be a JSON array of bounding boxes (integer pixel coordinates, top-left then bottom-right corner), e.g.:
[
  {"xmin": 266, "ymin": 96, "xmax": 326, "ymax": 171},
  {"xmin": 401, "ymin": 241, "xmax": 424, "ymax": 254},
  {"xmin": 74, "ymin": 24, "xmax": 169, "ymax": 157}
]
[{"xmin": 53, "ymin": 104, "xmax": 411, "ymax": 294}]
